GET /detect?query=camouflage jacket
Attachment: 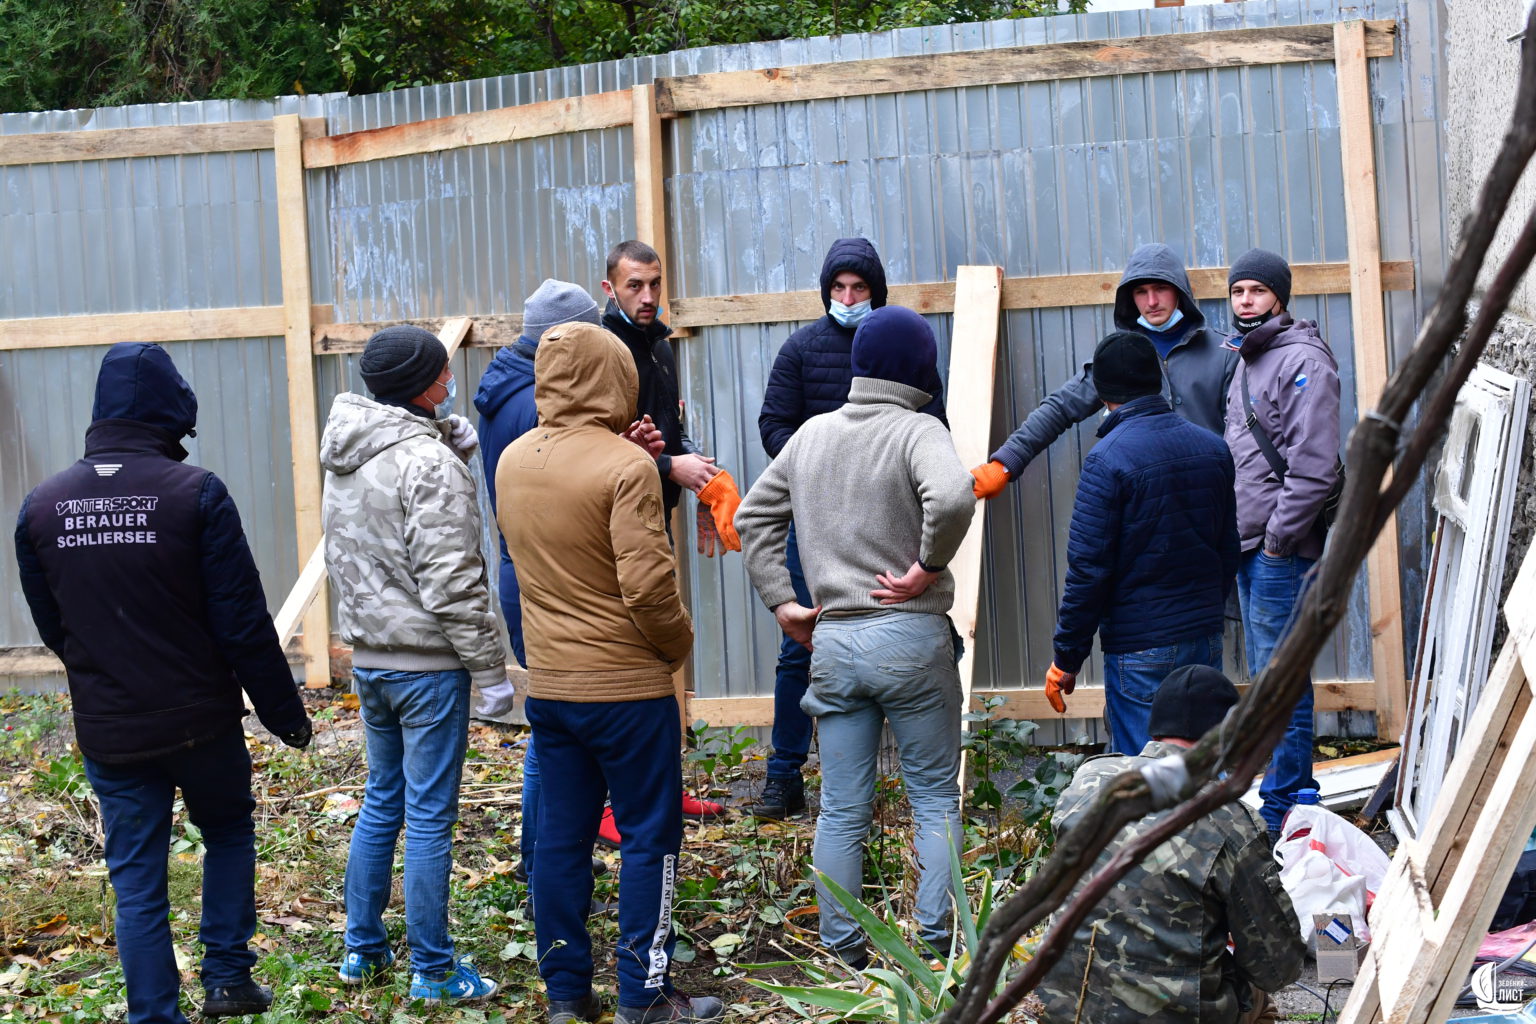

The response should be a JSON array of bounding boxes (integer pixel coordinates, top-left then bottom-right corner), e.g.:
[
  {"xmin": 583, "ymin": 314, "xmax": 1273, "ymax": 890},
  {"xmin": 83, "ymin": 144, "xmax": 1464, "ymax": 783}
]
[
  {"xmin": 320, "ymin": 393, "xmax": 505, "ymax": 679},
  {"xmin": 1036, "ymin": 741, "xmax": 1305, "ymax": 1024}
]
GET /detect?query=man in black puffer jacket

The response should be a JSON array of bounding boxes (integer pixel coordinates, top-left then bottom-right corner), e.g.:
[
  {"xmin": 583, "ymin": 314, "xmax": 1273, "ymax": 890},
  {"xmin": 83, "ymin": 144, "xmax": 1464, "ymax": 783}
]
[
  {"xmin": 14, "ymin": 342, "xmax": 312, "ymax": 1024},
  {"xmin": 748, "ymin": 238, "xmax": 948, "ymax": 820}
]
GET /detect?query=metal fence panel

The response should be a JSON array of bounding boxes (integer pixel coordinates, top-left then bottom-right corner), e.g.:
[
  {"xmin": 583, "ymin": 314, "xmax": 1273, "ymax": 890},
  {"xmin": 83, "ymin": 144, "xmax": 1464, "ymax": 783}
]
[{"xmin": 1, "ymin": 0, "xmax": 1444, "ymax": 740}]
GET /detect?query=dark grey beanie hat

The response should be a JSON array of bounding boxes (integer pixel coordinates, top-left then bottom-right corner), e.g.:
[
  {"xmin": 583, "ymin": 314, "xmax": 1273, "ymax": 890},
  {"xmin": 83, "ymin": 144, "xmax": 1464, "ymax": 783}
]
[
  {"xmin": 1228, "ymin": 248, "xmax": 1292, "ymax": 308},
  {"xmin": 1091, "ymin": 331, "xmax": 1162, "ymax": 405},
  {"xmin": 523, "ymin": 279, "xmax": 601, "ymax": 340},
  {"xmin": 1148, "ymin": 665, "xmax": 1240, "ymax": 742},
  {"xmin": 359, "ymin": 325, "xmax": 447, "ymax": 400}
]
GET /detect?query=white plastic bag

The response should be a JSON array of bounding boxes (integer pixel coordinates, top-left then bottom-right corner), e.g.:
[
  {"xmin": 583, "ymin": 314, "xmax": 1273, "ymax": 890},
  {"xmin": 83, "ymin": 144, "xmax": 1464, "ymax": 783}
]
[{"xmin": 1275, "ymin": 803, "xmax": 1392, "ymax": 944}]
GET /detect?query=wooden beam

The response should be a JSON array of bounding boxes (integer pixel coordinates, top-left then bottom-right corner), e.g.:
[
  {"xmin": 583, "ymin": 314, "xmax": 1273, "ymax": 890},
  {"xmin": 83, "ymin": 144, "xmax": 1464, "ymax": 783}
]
[
  {"xmin": 274, "ymin": 114, "xmax": 331, "ymax": 689},
  {"xmin": 689, "ymin": 679, "xmax": 1378, "ymax": 727},
  {"xmin": 667, "ymin": 261, "xmax": 1414, "ymax": 329},
  {"xmin": 947, "ymin": 267, "xmax": 1004, "ymax": 754},
  {"xmin": 0, "ymin": 118, "xmax": 324, "ymax": 167},
  {"xmin": 1336, "ymin": 20, "xmax": 1407, "ymax": 741},
  {"xmin": 654, "ymin": 20, "xmax": 1395, "ymax": 114},
  {"xmin": 273, "ymin": 541, "xmax": 328, "ymax": 649},
  {"xmin": 0, "ymin": 306, "xmax": 287, "ymax": 351},
  {"xmin": 301, "ymin": 91, "xmax": 632, "ymax": 169},
  {"xmin": 631, "ymin": 82, "xmax": 689, "ymax": 340},
  {"xmin": 313, "ymin": 313, "xmax": 524, "ymax": 354},
  {"xmin": 437, "ymin": 316, "xmax": 472, "ymax": 359},
  {"xmin": 0, "ymin": 646, "xmax": 63, "ymax": 676}
]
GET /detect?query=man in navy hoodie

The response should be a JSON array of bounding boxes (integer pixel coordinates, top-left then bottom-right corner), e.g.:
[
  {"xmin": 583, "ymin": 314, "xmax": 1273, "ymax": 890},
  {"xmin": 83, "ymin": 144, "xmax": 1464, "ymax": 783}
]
[
  {"xmin": 748, "ymin": 237, "xmax": 947, "ymax": 820},
  {"xmin": 1047, "ymin": 332, "xmax": 1240, "ymax": 755},
  {"xmin": 15, "ymin": 342, "xmax": 313, "ymax": 1024},
  {"xmin": 970, "ymin": 243, "xmax": 1238, "ymax": 497}
]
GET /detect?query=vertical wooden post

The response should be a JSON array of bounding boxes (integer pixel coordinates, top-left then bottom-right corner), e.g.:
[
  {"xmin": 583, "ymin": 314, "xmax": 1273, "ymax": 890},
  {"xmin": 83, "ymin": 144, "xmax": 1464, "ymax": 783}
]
[
  {"xmin": 632, "ymin": 84, "xmax": 687, "ymax": 338},
  {"xmin": 1335, "ymin": 20, "xmax": 1407, "ymax": 739},
  {"xmin": 949, "ymin": 266, "xmax": 1004, "ymax": 789},
  {"xmin": 273, "ymin": 113, "xmax": 330, "ymax": 688}
]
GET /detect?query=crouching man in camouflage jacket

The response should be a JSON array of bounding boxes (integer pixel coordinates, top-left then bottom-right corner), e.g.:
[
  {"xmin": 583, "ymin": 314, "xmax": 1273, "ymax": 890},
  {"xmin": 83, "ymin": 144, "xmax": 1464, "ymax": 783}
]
[{"xmin": 1037, "ymin": 666, "xmax": 1304, "ymax": 1024}]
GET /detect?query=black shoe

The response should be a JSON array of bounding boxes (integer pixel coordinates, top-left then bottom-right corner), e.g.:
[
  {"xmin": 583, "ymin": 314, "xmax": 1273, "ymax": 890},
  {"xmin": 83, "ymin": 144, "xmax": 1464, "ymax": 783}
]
[
  {"xmin": 549, "ymin": 990, "xmax": 604, "ymax": 1024},
  {"xmin": 615, "ymin": 992, "xmax": 726, "ymax": 1023},
  {"xmin": 202, "ymin": 980, "xmax": 273, "ymax": 1018},
  {"xmin": 830, "ymin": 940, "xmax": 870, "ymax": 971},
  {"xmin": 745, "ymin": 775, "xmax": 805, "ymax": 820}
]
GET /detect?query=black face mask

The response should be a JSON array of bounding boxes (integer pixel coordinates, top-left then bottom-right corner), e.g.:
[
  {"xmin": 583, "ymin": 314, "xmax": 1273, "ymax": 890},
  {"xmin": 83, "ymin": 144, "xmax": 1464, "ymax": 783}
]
[{"xmin": 1231, "ymin": 301, "xmax": 1280, "ymax": 335}]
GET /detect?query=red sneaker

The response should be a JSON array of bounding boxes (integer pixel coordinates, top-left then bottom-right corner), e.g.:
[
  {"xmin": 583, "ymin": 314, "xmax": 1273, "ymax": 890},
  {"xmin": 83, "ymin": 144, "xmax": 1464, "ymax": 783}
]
[
  {"xmin": 681, "ymin": 792, "xmax": 726, "ymax": 820},
  {"xmin": 596, "ymin": 805, "xmax": 622, "ymax": 849}
]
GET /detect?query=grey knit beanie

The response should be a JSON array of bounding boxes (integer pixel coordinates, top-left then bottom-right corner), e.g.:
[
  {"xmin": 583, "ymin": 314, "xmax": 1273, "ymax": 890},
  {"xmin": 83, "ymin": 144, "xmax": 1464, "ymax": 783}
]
[
  {"xmin": 523, "ymin": 279, "xmax": 601, "ymax": 341},
  {"xmin": 359, "ymin": 326, "xmax": 447, "ymax": 400},
  {"xmin": 1228, "ymin": 248, "xmax": 1292, "ymax": 308}
]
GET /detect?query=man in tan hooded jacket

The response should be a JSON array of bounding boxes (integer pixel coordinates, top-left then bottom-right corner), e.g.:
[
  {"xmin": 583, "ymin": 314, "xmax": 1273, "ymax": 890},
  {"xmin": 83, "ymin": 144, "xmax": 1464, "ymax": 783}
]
[{"xmin": 497, "ymin": 322, "xmax": 721, "ymax": 1024}]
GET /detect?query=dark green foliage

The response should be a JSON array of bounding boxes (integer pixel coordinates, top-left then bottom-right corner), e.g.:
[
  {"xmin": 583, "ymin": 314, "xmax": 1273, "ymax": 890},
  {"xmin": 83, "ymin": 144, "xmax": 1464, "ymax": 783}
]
[{"xmin": 1, "ymin": 0, "xmax": 1088, "ymax": 113}]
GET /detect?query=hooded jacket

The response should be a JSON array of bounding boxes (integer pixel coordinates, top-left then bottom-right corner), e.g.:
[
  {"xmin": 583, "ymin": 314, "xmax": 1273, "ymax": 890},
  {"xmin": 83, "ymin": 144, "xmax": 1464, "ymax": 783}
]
[
  {"xmin": 738, "ymin": 377, "xmax": 976, "ymax": 618},
  {"xmin": 1224, "ymin": 314, "xmax": 1341, "ymax": 560},
  {"xmin": 601, "ymin": 300, "xmax": 700, "ymax": 514},
  {"xmin": 497, "ymin": 322, "xmax": 694, "ymax": 702},
  {"xmin": 1052, "ymin": 395, "xmax": 1240, "ymax": 673},
  {"xmin": 758, "ymin": 238, "xmax": 946, "ymax": 457},
  {"xmin": 320, "ymin": 392, "xmax": 505, "ymax": 679},
  {"xmin": 14, "ymin": 342, "xmax": 307, "ymax": 763},
  {"xmin": 473, "ymin": 337, "xmax": 539, "ymax": 666},
  {"xmin": 989, "ymin": 244, "xmax": 1239, "ymax": 475}
]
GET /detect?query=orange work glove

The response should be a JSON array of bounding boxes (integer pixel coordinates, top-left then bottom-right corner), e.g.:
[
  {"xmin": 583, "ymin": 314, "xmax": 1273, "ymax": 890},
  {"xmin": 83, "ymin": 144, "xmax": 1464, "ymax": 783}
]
[
  {"xmin": 695, "ymin": 469, "xmax": 742, "ymax": 553},
  {"xmin": 971, "ymin": 460, "xmax": 1011, "ymax": 499},
  {"xmin": 1045, "ymin": 662, "xmax": 1076, "ymax": 715}
]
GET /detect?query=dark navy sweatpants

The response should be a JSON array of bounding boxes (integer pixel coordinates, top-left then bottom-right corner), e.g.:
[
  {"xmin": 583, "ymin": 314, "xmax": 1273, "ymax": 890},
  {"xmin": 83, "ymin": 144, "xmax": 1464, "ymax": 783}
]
[{"xmin": 526, "ymin": 695, "xmax": 682, "ymax": 1009}]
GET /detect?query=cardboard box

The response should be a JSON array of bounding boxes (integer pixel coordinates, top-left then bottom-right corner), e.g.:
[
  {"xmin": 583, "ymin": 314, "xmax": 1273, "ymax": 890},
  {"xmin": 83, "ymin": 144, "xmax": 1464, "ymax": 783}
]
[{"xmin": 1314, "ymin": 913, "xmax": 1368, "ymax": 983}]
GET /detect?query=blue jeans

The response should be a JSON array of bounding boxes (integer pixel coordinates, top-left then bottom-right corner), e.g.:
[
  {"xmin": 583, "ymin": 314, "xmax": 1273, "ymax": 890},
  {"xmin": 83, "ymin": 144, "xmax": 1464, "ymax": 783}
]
[
  {"xmin": 1236, "ymin": 549, "xmax": 1318, "ymax": 831},
  {"xmin": 83, "ymin": 728, "xmax": 257, "ymax": 1024},
  {"xmin": 802, "ymin": 612, "xmax": 962, "ymax": 952},
  {"xmin": 768, "ymin": 522, "xmax": 815, "ymax": 779},
  {"xmin": 521, "ymin": 733, "xmax": 542, "ymax": 868},
  {"xmin": 526, "ymin": 696, "xmax": 682, "ymax": 1009},
  {"xmin": 345, "ymin": 667, "xmax": 471, "ymax": 980},
  {"xmin": 1102, "ymin": 631, "xmax": 1223, "ymax": 756}
]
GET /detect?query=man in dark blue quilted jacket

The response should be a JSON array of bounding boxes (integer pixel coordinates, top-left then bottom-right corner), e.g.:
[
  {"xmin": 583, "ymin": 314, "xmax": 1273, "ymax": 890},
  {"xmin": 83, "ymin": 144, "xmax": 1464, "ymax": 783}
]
[
  {"xmin": 1046, "ymin": 332, "xmax": 1240, "ymax": 756},
  {"xmin": 749, "ymin": 238, "xmax": 947, "ymax": 819}
]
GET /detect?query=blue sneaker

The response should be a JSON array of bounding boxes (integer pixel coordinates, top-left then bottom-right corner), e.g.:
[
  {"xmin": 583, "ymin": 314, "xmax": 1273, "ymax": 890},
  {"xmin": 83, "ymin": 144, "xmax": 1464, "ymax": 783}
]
[
  {"xmin": 338, "ymin": 948, "xmax": 394, "ymax": 985},
  {"xmin": 410, "ymin": 958, "xmax": 498, "ymax": 1005}
]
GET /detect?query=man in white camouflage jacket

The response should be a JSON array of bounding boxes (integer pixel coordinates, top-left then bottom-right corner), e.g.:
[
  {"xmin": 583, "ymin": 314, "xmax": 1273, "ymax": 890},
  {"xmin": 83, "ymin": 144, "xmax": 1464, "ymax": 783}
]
[{"xmin": 320, "ymin": 325, "xmax": 509, "ymax": 1005}]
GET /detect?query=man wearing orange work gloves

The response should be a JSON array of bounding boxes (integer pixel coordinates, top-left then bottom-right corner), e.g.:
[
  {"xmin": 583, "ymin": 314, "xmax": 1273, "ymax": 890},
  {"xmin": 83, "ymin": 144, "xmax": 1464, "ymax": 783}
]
[
  {"xmin": 599, "ymin": 240, "xmax": 733, "ymax": 844},
  {"xmin": 970, "ymin": 243, "xmax": 1238, "ymax": 499},
  {"xmin": 1046, "ymin": 332, "xmax": 1239, "ymax": 754}
]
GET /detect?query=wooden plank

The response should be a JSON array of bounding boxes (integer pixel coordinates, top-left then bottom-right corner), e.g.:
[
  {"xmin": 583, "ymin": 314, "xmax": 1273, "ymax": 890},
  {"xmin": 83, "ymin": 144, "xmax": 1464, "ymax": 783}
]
[
  {"xmin": 274, "ymin": 113, "xmax": 331, "ymax": 689},
  {"xmin": 0, "ymin": 118, "xmax": 324, "ymax": 167},
  {"xmin": 690, "ymin": 679, "xmax": 1378, "ymax": 727},
  {"xmin": 0, "ymin": 646, "xmax": 64, "ymax": 676},
  {"xmin": 437, "ymin": 316, "xmax": 472, "ymax": 359},
  {"xmin": 654, "ymin": 21, "xmax": 1395, "ymax": 114},
  {"xmin": 302, "ymin": 91, "xmax": 632, "ymax": 168},
  {"xmin": 974, "ymin": 679, "xmax": 1378, "ymax": 720},
  {"xmin": 313, "ymin": 313, "xmax": 524, "ymax": 354},
  {"xmin": 630, "ymin": 83, "xmax": 690, "ymax": 340},
  {"xmin": 1336, "ymin": 20, "xmax": 1407, "ymax": 741},
  {"xmin": 273, "ymin": 541, "xmax": 328, "ymax": 648},
  {"xmin": 947, "ymin": 267, "xmax": 1004, "ymax": 746},
  {"xmin": 667, "ymin": 261, "xmax": 1414, "ymax": 329},
  {"xmin": 0, "ymin": 306, "xmax": 287, "ymax": 351}
]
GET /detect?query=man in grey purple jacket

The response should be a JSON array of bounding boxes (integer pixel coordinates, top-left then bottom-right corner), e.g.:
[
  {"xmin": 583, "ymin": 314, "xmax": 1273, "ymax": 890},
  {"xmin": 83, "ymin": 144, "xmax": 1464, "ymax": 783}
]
[{"xmin": 1222, "ymin": 248, "xmax": 1341, "ymax": 839}]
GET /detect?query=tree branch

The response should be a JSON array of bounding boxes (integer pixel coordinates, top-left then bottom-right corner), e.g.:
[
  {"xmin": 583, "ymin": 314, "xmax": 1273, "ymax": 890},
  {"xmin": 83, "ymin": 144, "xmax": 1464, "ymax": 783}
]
[{"xmin": 943, "ymin": 14, "xmax": 1536, "ymax": 1024}]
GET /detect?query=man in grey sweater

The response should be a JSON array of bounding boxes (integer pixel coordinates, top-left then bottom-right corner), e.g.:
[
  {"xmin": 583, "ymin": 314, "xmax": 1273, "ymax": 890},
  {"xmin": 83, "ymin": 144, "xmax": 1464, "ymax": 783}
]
[{"xmin": 737, "ymin": 305, "xmax": 976, "ymax": 968}]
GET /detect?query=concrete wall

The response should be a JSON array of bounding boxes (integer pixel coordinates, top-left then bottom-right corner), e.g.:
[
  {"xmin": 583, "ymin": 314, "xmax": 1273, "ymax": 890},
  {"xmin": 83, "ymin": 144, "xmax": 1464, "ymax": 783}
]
[{"xmin": 1445, "ymin": 0, "xmax": 1536, "ymax": 618}]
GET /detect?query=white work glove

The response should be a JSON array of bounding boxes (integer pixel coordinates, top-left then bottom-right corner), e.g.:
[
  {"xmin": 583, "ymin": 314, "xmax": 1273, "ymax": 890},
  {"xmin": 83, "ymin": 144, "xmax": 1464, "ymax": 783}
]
[
  {"xmin": 446, "ymin": 414, "xmax": 480, "ymax": 455},
  {"xmin": 470, "ymin": 667, "xmax": 517, "ymax": 722}
]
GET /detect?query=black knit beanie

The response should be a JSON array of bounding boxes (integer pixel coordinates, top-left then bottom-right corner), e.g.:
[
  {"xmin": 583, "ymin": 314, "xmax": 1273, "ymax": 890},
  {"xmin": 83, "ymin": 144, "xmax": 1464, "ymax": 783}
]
[
  {"xmin": 850, "ymin": 306, "xmax": 937, "ymax": 392},
  {"xmin": 1091, "ymin": 331, "xmax": 1162, "ymax": 405},
  {"xmin": 359, "ymin": 326, "xmax": 448, "ymax": 400},
  {"xmin": 1148, "ymin": 665, "xmax": 1240, "ymax": 742},
  {"xmin": 1228, "ymin": 248, "xmax": 1292, "ymax": 309}
]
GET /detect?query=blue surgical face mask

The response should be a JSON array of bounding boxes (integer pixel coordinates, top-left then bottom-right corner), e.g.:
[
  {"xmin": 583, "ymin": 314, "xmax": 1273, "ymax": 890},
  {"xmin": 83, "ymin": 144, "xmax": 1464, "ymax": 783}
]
[
  {"xmin": 829, "ymin": 299, "xmax": 872, "ymax": 328},
  {"xmin": 617, "ymin": 303, "xmax": 663, "ymax": 327},
  {"xmin": 1136, "ymin": 306, "xmax": 1185, "ymax": 333},
  {"xmin": 434, "ymin": 375, "xmax": 456, "ymax": 419}
]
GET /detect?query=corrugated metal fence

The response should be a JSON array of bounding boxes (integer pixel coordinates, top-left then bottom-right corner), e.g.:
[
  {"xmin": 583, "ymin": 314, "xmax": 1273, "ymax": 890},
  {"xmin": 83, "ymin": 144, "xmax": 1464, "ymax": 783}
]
[{"xmin": 1, "ymin": 0, "xmax": 1446, "ymax": 739}]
